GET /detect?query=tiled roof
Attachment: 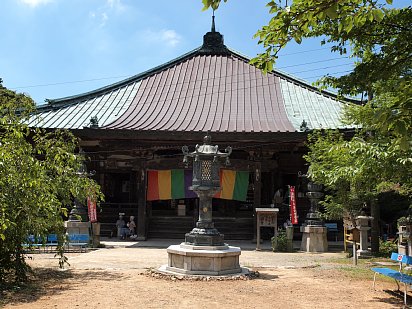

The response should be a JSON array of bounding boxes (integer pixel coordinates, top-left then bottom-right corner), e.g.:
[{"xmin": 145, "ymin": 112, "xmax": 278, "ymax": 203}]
[
  {"xmin": 29, "ymin": 30, "xmax": 356, "ymax": 133},
  {"xmin": 104, "ymin": 54, "xmax": 294, "ymax": 133}
]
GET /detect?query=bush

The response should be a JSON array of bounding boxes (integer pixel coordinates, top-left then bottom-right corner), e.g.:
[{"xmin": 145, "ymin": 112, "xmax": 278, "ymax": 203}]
[
  {"xmin": 378, "ymin": 240, "xmax": 398, "ymax": 257},
  {"xmin": 271, "ymin": 230, "xmax": 288, "ymax": 252}
]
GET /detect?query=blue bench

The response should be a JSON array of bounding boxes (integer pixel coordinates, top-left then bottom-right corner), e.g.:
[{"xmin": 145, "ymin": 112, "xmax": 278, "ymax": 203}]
[
  {"xmin": 372, "ymin": 252, "xmax": 412, "ymax": 306},
  {"xmin": 45, "ymin": 234, "xmax": 59, "ymax": 252},
  {"xmin": 67, "ymin": 234, "xmax": 90, "ymax": 252},
  {"xmin": 22, "ymin": 235, "xmax": 44, "ymax": 252},
  {"xmin": 325, "ymin": 223, "xmax": 339, "ymax": 241}
]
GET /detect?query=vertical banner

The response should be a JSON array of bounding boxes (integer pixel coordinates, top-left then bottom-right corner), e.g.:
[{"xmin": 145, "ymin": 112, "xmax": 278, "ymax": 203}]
[
  {"xmin": 289, "ymin": 186, "xmax": 298, "ymax": 224},
  {"xmin": 87, "ymin": 197, "xmax": 98, "ymax": 223}
]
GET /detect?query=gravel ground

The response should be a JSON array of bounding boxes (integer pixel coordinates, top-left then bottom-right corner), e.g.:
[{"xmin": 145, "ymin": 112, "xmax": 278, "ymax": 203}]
[{"xmin": 1, "ymin": 239, "xmax": 403, "ymax": 309}]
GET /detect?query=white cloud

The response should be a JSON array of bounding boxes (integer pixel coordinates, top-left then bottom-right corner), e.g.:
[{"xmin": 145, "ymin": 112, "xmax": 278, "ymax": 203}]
[
  {"xmin": 20, "ymin": 0, "xmax": 53, "ymax": 7},
  {"xmin": 89, "ymin": 0, "xmax": 126, "ymax": 28},
  {"xmin": 160, "ymin": 30, "xmax": 181, "ymax": 47},
  {"xmin": 100, "ymin": 13, "xmax": 108, "ymax": 27},
  {"xmin": 142, "ymin": 29, "xmax": 182, "ymax": 48},
  {"xmin": 106, "ymin": 0, "xmax": 125, "ymax": 11},
  {"xmin": 89, "ymin": 11, "xmax": 109, "ymax": 28}
]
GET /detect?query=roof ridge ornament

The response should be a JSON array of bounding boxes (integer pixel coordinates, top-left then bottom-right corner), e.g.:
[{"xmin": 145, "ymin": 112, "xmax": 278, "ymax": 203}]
[
  {"xmin": 199, "ymin": 13, "xmax": 230, "ymax": 55},
  {"xmin": 211, "ymin": 10, "xmax": 216, "ymax": 32}
]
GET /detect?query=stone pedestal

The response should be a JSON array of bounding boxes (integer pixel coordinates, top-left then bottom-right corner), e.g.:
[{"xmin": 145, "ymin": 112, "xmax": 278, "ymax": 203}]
[
  {"xmin": 184, "ymin": 190, "xmax": 225, "ymax": 247},
  {"xmin": 286, "ymin": 226, "xmax": 294, "ymax": 252},
  {"xmin": 165, "ymin": 243, "xmax": 242, "ymax": 276},
  {"xmin": 91, "ymin": 222, "xmax": 100, "ymax": 247},
  {"xmin": 300, "ymin": 226, "xmax": 328, "ymax": 252},
  {"xmin": 64, "ymin": 221, "xmax": 90, "ymax": 235},
  {"xmin": 357, "ymin": 226, "xmax": 372, "ymax": 258}
]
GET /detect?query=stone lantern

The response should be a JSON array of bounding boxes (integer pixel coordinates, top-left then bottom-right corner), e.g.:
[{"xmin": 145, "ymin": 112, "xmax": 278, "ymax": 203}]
[
  {"xmin": 300, "ymin": 181, "xmax": 328, "ymax": 252},
  {"xmin": 305, "ymin": 182, "xmax": 324, "ymax": 226},
  {"xmin": 64, "ymin": 154, "xmax": 95, "ymax": 237},
  {"xmin": 182, "ymin": 134, "xmax": 232, "ymax": 246},
  {"xmin": 356, "ymin": 215, "xmax": 373, "ymax": 257},
  {"xmin": 162, "ymin": 134, "xmax": 244, "ymax": 276}
]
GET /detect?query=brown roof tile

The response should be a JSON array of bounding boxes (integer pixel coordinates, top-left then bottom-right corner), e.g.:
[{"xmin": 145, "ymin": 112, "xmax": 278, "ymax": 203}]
[{"xmin": 104, "ymin": 54, "xmax": 295, "ymax": 133}]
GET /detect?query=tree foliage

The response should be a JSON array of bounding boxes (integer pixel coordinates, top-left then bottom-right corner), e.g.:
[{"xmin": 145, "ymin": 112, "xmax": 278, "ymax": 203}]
[
  {"xmin": 202, "ymin": 0, "xmax": 412, "ymax": 219},
  {"xmin": 304, "ymin": 129, "xmax": 411, "ymax": 219},
  {"xmin": 0, "ymin": 82, "xmax": 103, "ymax": 284}
]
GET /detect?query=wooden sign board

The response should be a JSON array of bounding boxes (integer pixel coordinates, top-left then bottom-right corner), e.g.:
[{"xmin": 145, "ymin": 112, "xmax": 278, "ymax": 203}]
[{"xmin": 255, "ymin": 208, "xmax": 279, "ymax": 250}]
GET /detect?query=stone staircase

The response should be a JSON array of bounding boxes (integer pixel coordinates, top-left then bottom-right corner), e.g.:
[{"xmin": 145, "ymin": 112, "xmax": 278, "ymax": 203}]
[{"xmin": 148, "ymin": 216, "xmax": 254, "ymax": 240}]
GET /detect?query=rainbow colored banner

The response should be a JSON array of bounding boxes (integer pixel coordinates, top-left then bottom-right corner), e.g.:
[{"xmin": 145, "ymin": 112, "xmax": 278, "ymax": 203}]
[
  {"xmin": 147, "ymin": 170, "xmax": 196, "ymax": 201},
  {"xmin": 215, "ymin": 169, "xmax": 249, "ymax": 202},
  {"xmin": 146, "ymin": 169, "xmax": 249, "ymax": 202}
]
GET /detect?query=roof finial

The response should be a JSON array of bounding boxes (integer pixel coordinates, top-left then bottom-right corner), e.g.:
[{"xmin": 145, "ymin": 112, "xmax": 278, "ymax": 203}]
[{"xmin": 211, "ymin": 10, "xmax": 216, "ymax": 32}]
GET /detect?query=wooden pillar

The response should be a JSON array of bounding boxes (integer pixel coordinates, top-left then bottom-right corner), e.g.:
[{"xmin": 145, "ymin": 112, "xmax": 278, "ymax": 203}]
[
  {"xmin": 129, "ymin": 171, "xmax": 138, "ymax": 218},
  {"xmin": 253, "ymin": 161, "xmax": 261, "ymax": 242},
  {"xmin": 137, "ymin": 163, "xmax": 147, "ymax": 240}
]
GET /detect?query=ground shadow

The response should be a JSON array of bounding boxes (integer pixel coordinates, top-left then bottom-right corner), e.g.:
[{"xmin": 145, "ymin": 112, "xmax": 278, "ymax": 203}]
[
  {"xmin": 249, "ymin": 268, "xmax": 279, "ymax": 281},
  {"xmin": 0, "ymin": 267, "xmax": 126, "ymax": 306},
  {"xmin": 370, "ymin": 289, "xmax": 412, "ymax": 307},
  {"xmin": 126, "ymin": 243, "xmax": 167, "ymax": 249},
  {"xmin": 255, "ymin": 272, "xmax": 279, "ymax": 281}
]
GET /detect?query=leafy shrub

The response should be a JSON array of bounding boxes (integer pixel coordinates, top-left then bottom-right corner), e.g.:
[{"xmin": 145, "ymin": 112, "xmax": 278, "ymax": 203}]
[
  {"xmin": 271, "ymin": 230, "xmax": 288, "ymax": 252},
  {"xmin": 378, "ymin": 240, "xmax": 398, "ymax": 257}
]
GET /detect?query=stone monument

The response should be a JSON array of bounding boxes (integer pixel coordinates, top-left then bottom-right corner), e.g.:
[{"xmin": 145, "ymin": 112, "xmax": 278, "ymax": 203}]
[{"xmin": 161, "ymin": 134, "xmax": 245, "ymax": 276}]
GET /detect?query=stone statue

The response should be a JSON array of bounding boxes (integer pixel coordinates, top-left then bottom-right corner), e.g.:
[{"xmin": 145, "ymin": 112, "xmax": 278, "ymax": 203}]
[{"xmin": 115, "ymin": 215, "xmax": 126, "ymax": 239}]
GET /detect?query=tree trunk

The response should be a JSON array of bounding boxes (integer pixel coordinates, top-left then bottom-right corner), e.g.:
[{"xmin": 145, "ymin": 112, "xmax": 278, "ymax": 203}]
[{"xmin": 370, "ymin": 198, "xmax": 380, "ymax": 253}]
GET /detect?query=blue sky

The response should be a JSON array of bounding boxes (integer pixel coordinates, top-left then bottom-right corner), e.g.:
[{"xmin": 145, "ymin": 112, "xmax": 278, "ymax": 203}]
[{"xmin": 0, "ymin": 0, "xmax": 404, "ymax": 104}]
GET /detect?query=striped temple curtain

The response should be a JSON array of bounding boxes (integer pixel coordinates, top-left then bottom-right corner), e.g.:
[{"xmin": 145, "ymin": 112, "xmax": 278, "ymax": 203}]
[
  {"xmin": 146, "ymin": 169, "xmax": 249, "ymax": 202},
  {"xmin": 214, "ymin": 169, "xmax": 249, "ymax": 202},
  {"xmin": 146, "ymin": 170, "xmax": 196, "ymax": 201}
]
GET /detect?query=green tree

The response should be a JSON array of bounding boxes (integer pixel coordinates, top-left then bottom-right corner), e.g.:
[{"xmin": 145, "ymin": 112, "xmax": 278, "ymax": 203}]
[
  {"xmin": 203, "ymin": 0, "xmax": 412, "ymax": 252},
  {"xmin": 0, "ymin": 81, "xmax": 103, "ymax": 284}
]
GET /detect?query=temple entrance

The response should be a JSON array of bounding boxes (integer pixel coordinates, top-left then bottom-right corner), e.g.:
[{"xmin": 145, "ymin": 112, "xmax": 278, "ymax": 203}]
[{"xmin": 97, "ymin": 171, "xmax": 138, "ymax": 237}]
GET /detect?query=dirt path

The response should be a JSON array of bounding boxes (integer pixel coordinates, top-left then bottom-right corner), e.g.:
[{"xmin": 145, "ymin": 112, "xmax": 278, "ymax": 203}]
[{"xmin": 0, "ymin": 246, "xmax": 405, "ymax": 308}]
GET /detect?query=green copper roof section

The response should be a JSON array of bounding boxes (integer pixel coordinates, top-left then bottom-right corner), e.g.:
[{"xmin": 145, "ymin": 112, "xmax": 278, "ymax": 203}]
[
  {"xmin": 279, "ymin": 77, "xmax": 354, "ymax": 131},
  {"xmin": 28, "ymin": 81, "xmax": 140, "ymax": 129}
]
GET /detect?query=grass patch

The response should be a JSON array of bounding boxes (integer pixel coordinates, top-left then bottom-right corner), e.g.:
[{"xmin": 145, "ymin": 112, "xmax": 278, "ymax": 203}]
[
  {"xmin": 336, "ymin": 265, "xmax": 375, "ymax": 280},
  {"xmin": 321, "ymin": 255, "xmax": 400, "ymax": 283},
  {"xmin": 325, "ymin": 256, "xmax": 394, "ymax": 266}
]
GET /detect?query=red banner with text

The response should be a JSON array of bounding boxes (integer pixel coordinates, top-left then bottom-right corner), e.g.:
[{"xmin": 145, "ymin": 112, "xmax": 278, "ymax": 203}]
[
  {"xmin": 289, "ymin": 186, "xmax": 298, "ymax": 224},
  {"xmin": 87, "ymin": 197, "xmax": 98, "ymax": 223}
]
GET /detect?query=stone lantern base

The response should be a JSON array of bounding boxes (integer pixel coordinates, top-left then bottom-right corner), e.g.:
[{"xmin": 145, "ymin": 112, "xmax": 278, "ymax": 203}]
[
  {"xmin": 64, "ymin": 221, "xmax": 90, "ymax": 235},
  {"xmin": 184, "ymin": 228, "xmax": 225, "ymax": 246},
  {"xmin": 163, "ymin": 243, "xmax": 242, "ymax": 276},
  {"xmin": 300, "ymin": 226, "xmax": 328, "ymax": 252}
]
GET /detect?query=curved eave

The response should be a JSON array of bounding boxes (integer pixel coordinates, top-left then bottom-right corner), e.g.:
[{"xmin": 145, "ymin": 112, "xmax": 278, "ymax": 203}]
[
  {"xmin": 43, "ymin": 46, "xmax": 359, "ymax": 109},
  {"xmin": 227, "ymin": 47, "xmax": 360, "ymax": 105},
  {"xmin": 44, "ymin": 47, "xmax": 203, "ymax": 107}
]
